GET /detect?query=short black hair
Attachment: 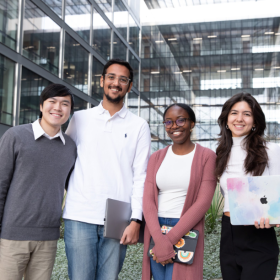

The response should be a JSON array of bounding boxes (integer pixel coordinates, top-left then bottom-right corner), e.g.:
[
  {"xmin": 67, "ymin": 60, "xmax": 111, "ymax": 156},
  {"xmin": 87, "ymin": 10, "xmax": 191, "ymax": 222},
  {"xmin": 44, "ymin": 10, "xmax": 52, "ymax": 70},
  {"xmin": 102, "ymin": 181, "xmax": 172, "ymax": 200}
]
[
  {"xmin": 102, "ymin": 58, "xmax": 133, "ymax": 84},
  {"xmin": 39, "ymin": 84, "xmax": 74, "ymax": 118},
  {"xmin": 163, "ymin": 103, "xmax": 196, "ymax": 124}
]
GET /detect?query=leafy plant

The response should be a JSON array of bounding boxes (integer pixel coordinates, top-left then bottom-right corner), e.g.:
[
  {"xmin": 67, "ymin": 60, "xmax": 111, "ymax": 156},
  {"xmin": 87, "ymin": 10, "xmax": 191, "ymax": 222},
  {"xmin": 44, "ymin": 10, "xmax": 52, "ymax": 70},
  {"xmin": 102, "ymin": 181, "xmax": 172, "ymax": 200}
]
[{"xmin": 205, "ymin": 184, "xmax": 224, "ymax": 234}]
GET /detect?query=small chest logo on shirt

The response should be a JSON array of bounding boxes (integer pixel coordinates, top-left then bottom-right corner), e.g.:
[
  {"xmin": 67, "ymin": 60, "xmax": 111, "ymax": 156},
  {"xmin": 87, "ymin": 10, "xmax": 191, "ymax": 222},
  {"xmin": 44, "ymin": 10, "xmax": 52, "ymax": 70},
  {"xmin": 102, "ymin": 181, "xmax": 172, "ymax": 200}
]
[{"xmin": 125, "ymin": 134, "xmax": 127, "ymax": 138}]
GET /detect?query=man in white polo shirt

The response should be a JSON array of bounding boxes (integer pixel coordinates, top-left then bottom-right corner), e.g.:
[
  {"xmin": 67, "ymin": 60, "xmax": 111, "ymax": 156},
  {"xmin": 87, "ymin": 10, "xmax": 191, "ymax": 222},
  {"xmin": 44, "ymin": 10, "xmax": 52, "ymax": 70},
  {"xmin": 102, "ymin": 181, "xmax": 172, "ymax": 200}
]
[{"xmin": 63, "ymin": 59, "xmax": 151, "ymax": 280}]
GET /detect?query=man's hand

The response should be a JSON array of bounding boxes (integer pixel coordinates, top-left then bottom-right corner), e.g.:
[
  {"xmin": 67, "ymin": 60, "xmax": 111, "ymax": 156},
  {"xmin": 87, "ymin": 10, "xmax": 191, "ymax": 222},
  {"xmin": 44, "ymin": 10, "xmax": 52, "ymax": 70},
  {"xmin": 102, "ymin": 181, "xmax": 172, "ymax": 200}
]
[{"xmin": 120, "ymin": 221, "xmax": 141, "ymax": 245}]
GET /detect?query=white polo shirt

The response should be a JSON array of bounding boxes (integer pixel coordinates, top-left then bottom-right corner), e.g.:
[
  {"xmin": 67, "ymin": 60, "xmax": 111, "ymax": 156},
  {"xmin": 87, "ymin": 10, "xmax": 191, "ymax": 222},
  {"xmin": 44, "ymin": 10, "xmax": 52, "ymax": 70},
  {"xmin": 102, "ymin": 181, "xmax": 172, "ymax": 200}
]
[{"xmin": 63, "ymin": 102, "xmax": 151, "ymax": 225}]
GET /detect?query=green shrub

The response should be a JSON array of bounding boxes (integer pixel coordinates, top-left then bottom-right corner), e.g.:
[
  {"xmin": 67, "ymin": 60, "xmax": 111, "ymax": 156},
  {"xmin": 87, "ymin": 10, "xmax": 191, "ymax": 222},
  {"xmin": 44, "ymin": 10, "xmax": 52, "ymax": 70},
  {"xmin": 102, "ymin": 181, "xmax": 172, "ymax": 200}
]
[{"xmin": 205, "ymin": 184, "xmax": 224, "ymax": 234}]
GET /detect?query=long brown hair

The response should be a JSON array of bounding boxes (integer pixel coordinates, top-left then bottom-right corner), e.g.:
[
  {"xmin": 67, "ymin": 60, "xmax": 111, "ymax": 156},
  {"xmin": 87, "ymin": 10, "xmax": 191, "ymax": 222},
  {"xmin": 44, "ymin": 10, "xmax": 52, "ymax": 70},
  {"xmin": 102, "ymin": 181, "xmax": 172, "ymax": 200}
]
[{"xmin": 215, "ymin": 93, "xmax": 268, "ymax": 179}]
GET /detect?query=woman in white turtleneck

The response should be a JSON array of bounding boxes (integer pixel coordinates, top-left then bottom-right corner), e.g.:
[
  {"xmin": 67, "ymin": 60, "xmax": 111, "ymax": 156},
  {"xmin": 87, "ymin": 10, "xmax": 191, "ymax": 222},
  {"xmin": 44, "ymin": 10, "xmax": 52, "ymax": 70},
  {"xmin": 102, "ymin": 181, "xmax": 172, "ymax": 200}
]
[{"xmin": 215, "ymin": 93, "xmax": 280, "ymax": 280}]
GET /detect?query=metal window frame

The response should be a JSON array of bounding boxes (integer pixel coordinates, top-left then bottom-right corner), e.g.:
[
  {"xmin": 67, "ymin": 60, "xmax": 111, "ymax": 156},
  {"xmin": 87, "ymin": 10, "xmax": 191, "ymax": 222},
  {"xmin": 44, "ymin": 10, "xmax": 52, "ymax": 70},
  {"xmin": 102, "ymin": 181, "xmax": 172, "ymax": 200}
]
[{"xmin": 1, "ymin": 0, "xmax": 143, "ymax": 127}]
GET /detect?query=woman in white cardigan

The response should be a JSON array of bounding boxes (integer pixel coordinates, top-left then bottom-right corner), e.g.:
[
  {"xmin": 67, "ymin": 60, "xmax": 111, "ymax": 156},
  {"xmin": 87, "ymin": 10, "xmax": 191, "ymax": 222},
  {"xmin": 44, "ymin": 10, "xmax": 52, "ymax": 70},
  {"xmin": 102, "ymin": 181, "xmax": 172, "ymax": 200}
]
[{"xmin": 215, "ymin": 92, "xmax": 280, "ymax": 280}]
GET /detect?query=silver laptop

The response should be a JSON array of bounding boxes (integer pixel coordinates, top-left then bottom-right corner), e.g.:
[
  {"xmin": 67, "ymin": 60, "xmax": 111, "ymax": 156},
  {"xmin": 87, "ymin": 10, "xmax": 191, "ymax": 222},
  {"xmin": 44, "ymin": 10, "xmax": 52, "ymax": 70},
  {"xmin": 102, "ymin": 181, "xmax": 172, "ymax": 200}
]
[
  {"xmin": 103, "ymin": 198, "xmax": 144, "ymax": 243},
  {"xmin": 227, "ymin": 175, "xmax": 280, "ymax": 225}
]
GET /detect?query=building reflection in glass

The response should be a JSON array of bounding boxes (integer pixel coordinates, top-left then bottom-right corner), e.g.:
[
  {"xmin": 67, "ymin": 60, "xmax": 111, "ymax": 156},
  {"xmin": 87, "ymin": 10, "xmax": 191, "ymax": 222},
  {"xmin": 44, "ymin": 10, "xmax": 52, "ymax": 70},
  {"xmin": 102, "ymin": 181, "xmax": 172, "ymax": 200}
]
[
  {"xmin": 141, "ymin": 18, "xmax": 280, "ymax": 150},
  {"xmin": 113, "ymin": 32, "xmax": 127, "ymax": 61},
  {"xmin": 94, "ymin": 0, "xmax": 112, "ymax": 21},
  {"xmin": 92, "ymin": 9, "xmax": 111, "ymax": 60},
  {"xmin": 127, "ymin": 90, "xmax": 138, "ymax": 116},
  {"xmin": 65, "ymin": 0, "xmax": 91, "ymax": 43},
  {"xmin": 23, "ymin": 0, "xmax": 60, "ymax": 76},
  {"xmin": 129, "ymin": 15, "xmax": 139, "ymax": 55},
  {"xmin": 0, "ymin": 54, "xmax": 14, "ymax": 126},
  {"xmin": 20, "ymin": 67, "xmax": 51, "ymax": 125},
  {"xmin": 41, "ymin": 0, "xmax": 62, "ymax": 18},
  {"xmin": 0, "ymin": 0, "xmax": 18, "ymax": 50},
  {"xmin": 113, "ymin": 0, "xmax": 128, "ymax": 41},
  {"xmin": 92, "ymin": 56, "xmax": 104, "ymax": 101},
  {"xmin": 129, "ymin": 51, "xmax": 139, "ymax": 89},
  {"xmin": 64, "ymin": 32, "xmax": 89, "ymax": 94}
]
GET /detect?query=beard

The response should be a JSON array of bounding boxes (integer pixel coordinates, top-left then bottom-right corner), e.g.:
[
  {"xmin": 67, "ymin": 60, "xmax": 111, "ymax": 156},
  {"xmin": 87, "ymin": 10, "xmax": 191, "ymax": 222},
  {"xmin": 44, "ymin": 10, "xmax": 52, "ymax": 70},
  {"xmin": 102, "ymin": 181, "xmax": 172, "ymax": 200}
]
[{"xmin": 103, "ymin": 87, "xmax": 125, "ymax": 104}]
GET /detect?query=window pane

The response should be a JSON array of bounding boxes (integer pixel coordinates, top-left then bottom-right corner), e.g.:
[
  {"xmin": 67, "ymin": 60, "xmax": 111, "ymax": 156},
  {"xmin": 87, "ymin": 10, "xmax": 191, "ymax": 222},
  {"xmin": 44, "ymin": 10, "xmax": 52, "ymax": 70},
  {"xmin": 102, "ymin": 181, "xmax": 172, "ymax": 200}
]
[
  {"xmin": 129, "ymin": 51, "xmax": 139, "ymax": 89},
  {"xmin": 127, "ymin": 91, "xmax": 138, "ymax": 116},
  {"xmin": 94, "ymin": 0, "xmax": 112, "ymax": 21},
  {"xmin": 73, "ymin": 95, "xmax": 87, "ymax": 111},
  {"xmin": 129, "ymin": 15, "xmax": 139, "ymax": 55},
  {"xmin": 20, "ymin": 67, "xmax": 52, "ymax": 124},
  {"xmin": 92, "ymin": 56, "xmax": 104, "ymax": 101},
  {"xmin": 0, "ymin": 0, "xmax": 18, "ymax": 50},
  {"xmin": 114, "ymin": 0, "xmax": 128, "ymax": 41},
  {"xmin": 65, "ymin": 0, "xmax": 91, "ymax": 43},
  {"xmin": 64, "ymin": 32, "xmax": 89, "ymax": 94},
  {"xmin": 92, "ymin": 9, "xmax": 111, "ymax": 60},
  {"xmin": 23, "ymin": 0, "xmax": 60, "ymax": 76},
  {"xmin": 41, "ymin": 0, "xmax": 62, "ymax": 17},
  {"xmin": 0, "ymin": 55, "xmax": 14, "ymax": 126},
  {"xmin": 113, "ymin": 33, "xmax": 127, "ymax": 61}
]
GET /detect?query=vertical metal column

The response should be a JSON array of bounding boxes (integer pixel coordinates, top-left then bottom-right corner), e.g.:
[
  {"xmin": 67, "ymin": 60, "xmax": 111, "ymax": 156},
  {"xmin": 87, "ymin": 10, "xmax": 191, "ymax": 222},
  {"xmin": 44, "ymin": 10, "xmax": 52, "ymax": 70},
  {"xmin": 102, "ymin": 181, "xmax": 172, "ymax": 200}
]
[
  {"xmin": 13, "ymin": 0, "xmax": 25, "ymax": 126},
  {"xmin": 87, "ymin": 3, "xmax": 94, "ymax": 108},
  {"xmin": 110, "ymin": 0, "xmax": 115, "ymax": 59},
  {"xmin": 59, "ymin": 0, "xmax": 66, "ymax": 79}
]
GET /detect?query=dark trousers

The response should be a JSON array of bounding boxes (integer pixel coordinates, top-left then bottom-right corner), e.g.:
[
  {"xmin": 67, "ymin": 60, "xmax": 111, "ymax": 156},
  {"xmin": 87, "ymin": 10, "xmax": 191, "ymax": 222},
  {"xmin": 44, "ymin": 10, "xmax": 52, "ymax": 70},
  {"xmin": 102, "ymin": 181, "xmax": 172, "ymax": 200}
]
[{"xmin": 220, "ymin": 215, "xmax": 279, "ymax": 280}]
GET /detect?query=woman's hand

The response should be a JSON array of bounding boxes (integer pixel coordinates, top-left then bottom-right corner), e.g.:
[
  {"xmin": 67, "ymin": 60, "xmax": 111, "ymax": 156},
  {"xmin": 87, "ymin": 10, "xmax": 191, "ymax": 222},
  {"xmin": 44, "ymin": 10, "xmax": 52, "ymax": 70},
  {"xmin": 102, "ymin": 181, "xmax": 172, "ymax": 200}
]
[
  {"xmin": 152, "ymin": 250, "xmax": 174, "ymax": 266},
  {"xmin": 254, "ymin": 218, "xmax": 280, "ymax": 229},
  {"xmin": 160, "ymin": 258, "xmax": 174, "ymax": 266}
]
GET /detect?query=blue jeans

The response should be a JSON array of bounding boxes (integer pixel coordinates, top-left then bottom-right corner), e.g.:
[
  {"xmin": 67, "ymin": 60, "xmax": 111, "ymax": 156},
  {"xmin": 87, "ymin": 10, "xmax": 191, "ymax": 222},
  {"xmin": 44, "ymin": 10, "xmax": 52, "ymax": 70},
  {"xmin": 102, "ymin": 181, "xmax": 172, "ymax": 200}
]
[
  {"xmin": 150, "ymin": 217, "xmax": 180, "ymax": 280},
  {"xmin": 64, "ymin": 219, "xmax": 127, "ymax": 280}
]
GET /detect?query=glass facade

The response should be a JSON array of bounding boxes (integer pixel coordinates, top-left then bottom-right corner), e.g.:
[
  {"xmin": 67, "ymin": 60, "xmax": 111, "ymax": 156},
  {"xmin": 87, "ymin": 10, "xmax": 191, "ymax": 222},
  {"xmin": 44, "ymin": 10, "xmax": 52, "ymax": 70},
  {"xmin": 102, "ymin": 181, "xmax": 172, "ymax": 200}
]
[
  {"xmin": 64, "ymin": 32, "xmax": 89, "ymax": 94},
  {"xmin": 65, "ymin": 0, "xmax": 91, "ymax": 43},
  {"xmin": 0, "ymin": 0, "xmax": 140, "ymax": 137},
  {"xmin": 41, "ymin": 0, "xmax": 62, "ymax": 17},
  {"xmin": 0, "ymin": 0, "xmax": 18, "ymax": 50},
  {"xmin": 0, "ymin": 54, "xmax": 14, "ymax": 126},
  {"xmin": 23, "ymin": 0, "xmax": 60, "ymax": 75},
  {"xmin": 92, "ymin": 8, "xmax": 111, "ymax": 60},
  {"xmin": 129, "ymin": 15, "xmax": 139, "ymax": 55},
  {"xmin": 0, "ymin": 0, "xmax": 278, "ymax": 153},
  {"xmin": 114, "ymin": 0, "xmax": 128, "ymax": 41},
  {"xmin": 20, "ymin": 67, "xmax": 51, "ymax": 125},
  {"xmin": 95, "ymin": 0, "xmax": 112, "ymax": 21},
  {"xmin": 113, "ymin": 32, "xmax": 127, "ymax": 60},
  {"xmin": 127, "ymin": 90, "xmax": 138, "ymax": 116},
  {"xmin": 129, "ymin": 51, "xmax": 139, "ymax": 89},
  {"xmin": 141, "ymin": 17, "xmax": 280, "ymax": 150},
  {"xmin": 92, "ymin": 56, "xmax": 103, "ymax": 101}
]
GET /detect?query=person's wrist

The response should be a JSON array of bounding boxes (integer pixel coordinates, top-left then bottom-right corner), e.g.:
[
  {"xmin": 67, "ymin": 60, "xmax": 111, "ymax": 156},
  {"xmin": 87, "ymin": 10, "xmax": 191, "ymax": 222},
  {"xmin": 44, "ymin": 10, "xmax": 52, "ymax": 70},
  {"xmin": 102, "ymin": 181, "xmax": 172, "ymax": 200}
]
[{"xmin": 130, "ymin": 218, "xmax": 142, "ymax": 225}]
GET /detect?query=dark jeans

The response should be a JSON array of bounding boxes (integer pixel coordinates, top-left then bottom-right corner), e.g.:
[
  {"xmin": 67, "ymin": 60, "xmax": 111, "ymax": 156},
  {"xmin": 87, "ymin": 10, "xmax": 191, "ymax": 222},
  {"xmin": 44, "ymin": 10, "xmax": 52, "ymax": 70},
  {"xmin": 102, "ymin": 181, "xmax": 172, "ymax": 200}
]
[
  {"xmin": 220, "ymin": 214, "xmax": 279, "ymax": 280},
  {"xmin": 150, "ymin": 217, "xmax": 180, "ymax": 280}
]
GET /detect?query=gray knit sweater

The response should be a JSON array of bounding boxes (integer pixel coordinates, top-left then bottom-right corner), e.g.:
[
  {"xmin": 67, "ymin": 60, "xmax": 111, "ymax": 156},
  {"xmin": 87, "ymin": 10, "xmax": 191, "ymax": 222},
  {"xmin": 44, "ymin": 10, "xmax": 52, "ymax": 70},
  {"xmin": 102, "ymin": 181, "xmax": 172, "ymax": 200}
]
[{"xmin": 0, "ymin": 124, "xmax": 77, "ymax": 241}]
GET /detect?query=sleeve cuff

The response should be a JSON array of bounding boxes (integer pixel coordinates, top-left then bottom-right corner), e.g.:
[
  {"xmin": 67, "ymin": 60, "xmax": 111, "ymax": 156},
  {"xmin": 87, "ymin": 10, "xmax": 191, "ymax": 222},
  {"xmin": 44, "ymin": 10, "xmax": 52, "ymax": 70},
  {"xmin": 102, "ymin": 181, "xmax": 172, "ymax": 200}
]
[{"xmin": 131, "ymin": 209, "xmax": 142, "ymax": 221}]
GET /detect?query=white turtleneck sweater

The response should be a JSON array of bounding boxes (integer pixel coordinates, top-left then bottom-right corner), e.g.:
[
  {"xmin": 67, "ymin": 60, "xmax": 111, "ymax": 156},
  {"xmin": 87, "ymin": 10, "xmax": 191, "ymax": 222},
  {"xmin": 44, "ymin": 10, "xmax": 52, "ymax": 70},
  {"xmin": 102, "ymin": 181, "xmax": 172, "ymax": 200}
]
[{"xmin": 220, "ymin": 136, "xmax": 280, "ymax": 212}]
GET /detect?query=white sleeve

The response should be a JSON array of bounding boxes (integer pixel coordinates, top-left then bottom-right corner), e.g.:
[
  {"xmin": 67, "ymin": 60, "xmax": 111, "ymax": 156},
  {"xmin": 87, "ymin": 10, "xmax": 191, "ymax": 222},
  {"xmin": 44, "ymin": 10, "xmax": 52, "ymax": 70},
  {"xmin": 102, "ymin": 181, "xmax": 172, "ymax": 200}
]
[
  {"xmin": 267, "ymin": 142, "xmax": 280, "ymax": 175},
  {"xmin": 66, "ymin": 114, "xmax": 78, "ymax": 144},
  {"xmin": 130, "ymin": 121, "xmax": 151, "ymax": 220}
]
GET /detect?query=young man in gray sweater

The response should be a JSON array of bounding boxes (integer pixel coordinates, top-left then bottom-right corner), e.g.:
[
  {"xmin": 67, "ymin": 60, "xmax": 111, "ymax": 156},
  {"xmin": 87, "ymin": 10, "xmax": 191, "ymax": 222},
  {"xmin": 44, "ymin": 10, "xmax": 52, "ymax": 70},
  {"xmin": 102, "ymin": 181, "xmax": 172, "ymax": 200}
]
[{"xmin": 0, "ymin": 84, "xmax": 77, "ymax": 280}]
